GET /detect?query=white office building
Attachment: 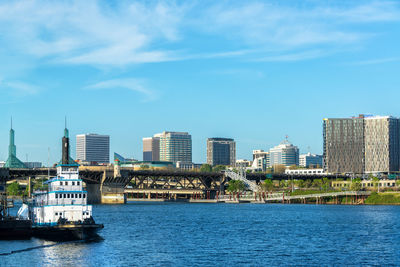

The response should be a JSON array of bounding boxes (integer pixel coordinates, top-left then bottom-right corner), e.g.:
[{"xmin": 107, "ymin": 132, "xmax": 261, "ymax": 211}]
[
  {"xmin": 299, "ymin": 153, "xmax": 323, "ymax": 168},
  {"xmin": 76, "ymin": 134, "xmax": 110, "ymax": 164},
  {"xmin": 269, "ymin": 140, "xmax": 299, "ymax": 167}
]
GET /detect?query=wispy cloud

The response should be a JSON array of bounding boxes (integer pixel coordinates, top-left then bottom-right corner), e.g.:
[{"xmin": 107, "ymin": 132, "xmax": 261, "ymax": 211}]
[
  {"xmin": 0, "ymin": 79, "xmax": 40, "ymax": 96},
  {"xmin": 85, "ymin": 78, "xmax": 156, "ymax": 101},
  {"xmin": 0, "ymin": 0, "xmax": 399, "ymax": 67},
  {"xmin": 349, "ymin": 57, "xmax": 400, "ymax": 65}
]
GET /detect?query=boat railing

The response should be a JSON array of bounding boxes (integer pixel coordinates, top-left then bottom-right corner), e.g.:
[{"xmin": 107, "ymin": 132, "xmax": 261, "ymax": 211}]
[{"xmin": 33, "ymin": 199, "xmax": 86, "ymax": 206}]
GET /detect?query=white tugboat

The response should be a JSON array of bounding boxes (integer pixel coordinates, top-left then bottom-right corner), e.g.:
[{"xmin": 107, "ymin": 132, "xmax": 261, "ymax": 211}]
[{"xmin": 31, "ymin": 125, "xmax": 103, "ymax": 240}]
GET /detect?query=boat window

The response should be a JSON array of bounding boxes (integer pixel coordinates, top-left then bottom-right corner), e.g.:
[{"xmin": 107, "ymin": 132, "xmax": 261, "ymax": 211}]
[
  {"xmin": 64, "ymin": 194, "xmax": 66, "ymax": 198},
  {"xmin": 65, "ymin": 182, "xmax": 68, "ymax": 185},
  {"xmin": 55, "ymin": 194, "xmax": 58, "ymax": 199},
  {"xmin": 60, "ymin": 181, "xmax": 63, "ymax": 185},
  {"xmin": 55, "ymin": 212, "xmax": 58, "ymax": 216},
  {"xmin": 77, "ymin": 182, "xmax": 80, "ymax": 186},
  {"xmin": 72, "ymin": 181, "xmax": 75, "ymax": 186},
  {"xmin": 79, "ymin": 194, "xmax": 82, "ymax": 198},
  {"xmin": 67, "ymin": 194, "xmax": 70, "ymax": 198},
  {"xmin": 83, "ymin": 194, "xmax": 86, "ymax": 198}
]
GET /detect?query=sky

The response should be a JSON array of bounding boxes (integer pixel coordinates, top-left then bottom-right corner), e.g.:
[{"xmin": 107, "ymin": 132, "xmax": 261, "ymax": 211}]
[{"xmin": 1, "ymin": 0, "xmax": 400, "ymax": 165}]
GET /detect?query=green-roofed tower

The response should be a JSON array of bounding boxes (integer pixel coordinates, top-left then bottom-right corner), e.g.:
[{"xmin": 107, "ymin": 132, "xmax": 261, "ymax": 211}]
[{"xmin": 4, "ymin": 118, "xmax": 27, "ymax": 168}]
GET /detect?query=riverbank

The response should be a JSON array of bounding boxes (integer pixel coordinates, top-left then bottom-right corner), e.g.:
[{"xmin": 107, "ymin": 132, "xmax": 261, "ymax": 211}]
[{"xmin": 364, "ymin": 192, "xmax": 400, "ymax": 205}]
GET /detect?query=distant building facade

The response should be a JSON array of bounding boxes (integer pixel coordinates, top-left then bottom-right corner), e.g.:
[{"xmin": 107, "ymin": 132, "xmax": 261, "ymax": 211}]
[
  {"xmin": 236, "ymin": 159, "xmax": 251, "ymax": 168},
  {"xmin": 269, "ymin": 140, "xmax": 299, "ymax": 167},
  {"xmin": 323, "ymin": 115, "xmax": 400, "ymax": 174},
  {"xmin": 299, "ymin": 153, "xmax": 323, "ymax": 168},
  {"xmin": 252, "ymin": 150, "xmax": 270, "ymax": 171},
  {"xmin": 157, "ymin": 131, "xmax": 192, "ymax": 164},
  {"xmin": 206, "ymin": 138, "xmax": 236, "ymax": 166},
  {"xmin": 24, "ymin": 162, "xmax": 42, "ymax": 168},
  {"xmin": 76, "ymin": 133, "xmax": 110, "ymax": 164},
  {"xmin": 143, "ymin": 137, "xmax": 160, "ymax": 161}
]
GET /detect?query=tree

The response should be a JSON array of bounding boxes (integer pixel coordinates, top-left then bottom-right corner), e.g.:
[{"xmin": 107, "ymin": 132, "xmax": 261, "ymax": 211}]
[
  {"xmin": 227, "ymin": 180, "xmax": 246, "ymax": 193},
  {"xmin": 322, "ymin": 178, "xmax": 330, "ymax": 191},
  {"xmin": 7, "ymin": 182, "xmax": 21, "ymax": 196},
  {"xmin": 288, "ymin": 165, "xmax": 298, "ymax": 170},
  {"xmin": 213, "ymin": 165, "xmax": 226, "ymax": 173},
  {"xmin": 350, "ymin": 178, "xmax": 362, "ymax": 191},
  {"xmin": 200, "ymin": 164, "xmax": 212, "ymax": 173},
  {"xmin": 273, "ymin": 164, "xmax": 286, "ymax": 174},
  {"xmin": 261, "ymin": 179, "xmax": 274, "ymax": 191},
  {"xmin": 312, "ymin": 179, "xmax": 322, "ymax": 190},
  {"xmin": 296, "ymin": 179, "xmax": 305, "ymax": 189}
]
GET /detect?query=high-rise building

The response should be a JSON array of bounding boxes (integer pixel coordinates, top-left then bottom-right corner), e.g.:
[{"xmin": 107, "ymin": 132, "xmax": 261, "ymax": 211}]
[
  {"xmin": 269, "ymin": 140, "xmax": 299, "ymax": 167},
  {"xmin": 323, "ymin": 115, "xmax": 400, "ymax": 174},
  {"xmin": 142, "ymin": 137, "xmax": 160, "ymax": 161},
  {"xmin": 299, "ymin": 153, "xmax": 323, "ymax": 168},
  {"xmin": 364, "ymin": 116, "xmax": 400, "ymax": 173},
  {"xmin": 157, "ymin": 131, "xmax": 192, "ymax": 164},
  {"xmin": 252, "ymin": 150, "xmax": 270, "ymax": 171},
  {"xmin": 206, "ymin": 138, "xmax": 236, "ymax": 166},
  {"xmin": 76, "ymin": 134, "xmax": 110, "ymax": 163},
  {"xmin": 323, "ymin": 116, "xmax": 365, "ymax": 174}
]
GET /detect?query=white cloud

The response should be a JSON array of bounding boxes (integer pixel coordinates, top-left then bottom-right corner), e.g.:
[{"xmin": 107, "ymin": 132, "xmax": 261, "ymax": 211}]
[
  {"xmin": 85, "ymin": 78, "xmax": 156, "ymax": 101},
  {"xmin": 350, "ymin": 57, "xmax": 400, "ymax": 65},
  {"xmin": 0, "ymin": 0, "xmax": 398, "ymax": 67},
  {"xmin": 0, "ymin": 79, "xmax": 40, "ymax": 96}
]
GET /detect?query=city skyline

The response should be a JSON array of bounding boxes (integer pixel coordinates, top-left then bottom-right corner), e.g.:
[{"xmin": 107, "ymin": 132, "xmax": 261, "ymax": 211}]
[{"xmin": 1, "ymin": 1, "xmax": 400, "ymax": 164}]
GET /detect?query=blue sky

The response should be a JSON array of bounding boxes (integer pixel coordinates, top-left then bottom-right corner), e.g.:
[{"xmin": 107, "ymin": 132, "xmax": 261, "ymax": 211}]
[{"xmin": 1, "ymin": 0, "xmax": 400, "ymax": 165}]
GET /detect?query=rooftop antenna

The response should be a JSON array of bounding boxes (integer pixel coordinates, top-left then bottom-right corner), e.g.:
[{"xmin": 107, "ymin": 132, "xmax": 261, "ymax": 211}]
[
  {"xmin": 11, "ymin": 116, "xmax": 13, "ymax": 129},
  {"xmin": 307, "ymin": 146, "xmax": 311, "ymax": 153}
]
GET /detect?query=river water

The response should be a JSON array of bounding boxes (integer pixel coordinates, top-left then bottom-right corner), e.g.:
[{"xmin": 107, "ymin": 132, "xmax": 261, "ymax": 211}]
[{"xmin": 1, "ymin": 202, "xmax": 400, "ymax": 266}]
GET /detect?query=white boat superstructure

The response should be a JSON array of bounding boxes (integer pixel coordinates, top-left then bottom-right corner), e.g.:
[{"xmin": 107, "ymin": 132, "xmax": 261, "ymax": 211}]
[{"xmin": 32, "ymin": 164, "xmax": 92, "ymax": 226}]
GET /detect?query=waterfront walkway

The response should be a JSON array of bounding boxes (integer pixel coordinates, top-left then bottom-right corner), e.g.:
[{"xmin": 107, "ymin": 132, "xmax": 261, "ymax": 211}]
[{"xmin": 215, "ymin": 191, "xmax": 371, "ymax": 204}]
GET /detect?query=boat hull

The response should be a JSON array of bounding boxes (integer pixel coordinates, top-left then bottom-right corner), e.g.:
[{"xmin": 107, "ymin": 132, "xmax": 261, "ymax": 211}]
[
  {"xmin": 32, "ymin": 223, "xmax": 104, "ymax": 241},
  {"xmin": 0, "ymin": 218, "xmax": 32, "ymax": 240}
]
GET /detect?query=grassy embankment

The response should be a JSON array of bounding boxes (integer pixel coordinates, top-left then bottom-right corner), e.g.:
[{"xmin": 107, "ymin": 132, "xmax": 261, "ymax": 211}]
[{"xmin": 365, "ymin": 192, "xmax": 400, "ymax": 205}]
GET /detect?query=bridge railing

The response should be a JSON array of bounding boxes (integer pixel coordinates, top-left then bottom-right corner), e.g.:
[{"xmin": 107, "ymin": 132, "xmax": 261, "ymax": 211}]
[{"xmin": 224, "ymin": 171, "xmax": 260, "ymax": 192}]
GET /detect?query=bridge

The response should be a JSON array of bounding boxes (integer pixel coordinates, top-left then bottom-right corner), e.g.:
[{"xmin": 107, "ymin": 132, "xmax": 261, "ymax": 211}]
[{"xmin": 1, "ymin": 166, "xmax": 357, "ymax": 204}]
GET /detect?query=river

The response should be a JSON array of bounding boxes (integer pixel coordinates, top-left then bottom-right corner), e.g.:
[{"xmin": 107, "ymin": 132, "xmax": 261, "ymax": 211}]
[{"xmin": 1, "ymin": 202, "xmax": 400, "ymax": 266}]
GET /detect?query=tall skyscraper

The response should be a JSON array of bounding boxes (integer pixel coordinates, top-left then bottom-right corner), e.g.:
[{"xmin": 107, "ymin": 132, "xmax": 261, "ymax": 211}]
[
  {"xmin": 206, "ymin": 138, "xmax": 236, "ymax": 166},
  {"xmin": 323, "ymin": 115, "xmax": 400, "ymax": 174},
  {"xmin": 269, "ymin": 139, "xmax": 299, "ymax": 167},
  {"xmin": 157, "ymin": 131, "xmax": 192, "ymax": 164},
  {"xmin": 142, "ymin": 137, "xmax": 160, "ymax": 161},
  {"xmin": 76, "ymin": 134, "xmax": 110, "ymax": 163}
]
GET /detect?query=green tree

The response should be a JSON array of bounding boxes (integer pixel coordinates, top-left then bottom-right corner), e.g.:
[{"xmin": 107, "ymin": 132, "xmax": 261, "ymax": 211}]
[
  {"xmin": 296, "ymin": 179, "xmax": 305, "ymax": 189},
  {"xmin": 227, "ymin": 180, "xmax": 246, "ymax": 193},
  {"xmin": 7, "ymin": 182, "xmax": 21, "ymax": 196},
  {"xmin": 350, "ymin": 178, "xmax": 362, "ymax": 191},
  {"xmin": 261, "ymin": 179, "xmax": 274, "ymax": 191},
  {"xmin": 200, "ymin": 164, "xmax": 212, "ymax": 173},
  {"xmin": 321, "ymin": 178, "xmax": 330, "ymax": 191},
  {"xmin": 213, "ymin": 165, "xmax": 226, "ymax": 173},
  {"xmin": 312, "ymin": 179, "xmax": 322, "ymax": 190}
]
